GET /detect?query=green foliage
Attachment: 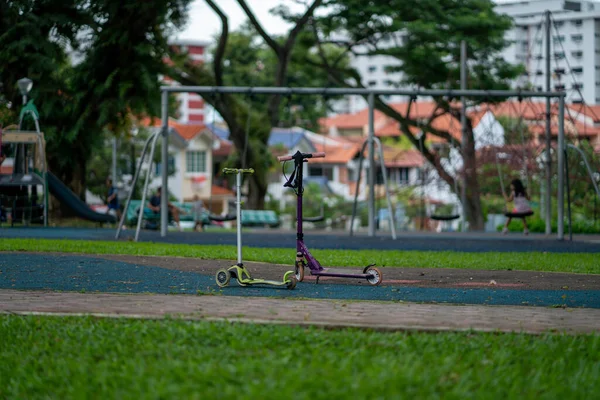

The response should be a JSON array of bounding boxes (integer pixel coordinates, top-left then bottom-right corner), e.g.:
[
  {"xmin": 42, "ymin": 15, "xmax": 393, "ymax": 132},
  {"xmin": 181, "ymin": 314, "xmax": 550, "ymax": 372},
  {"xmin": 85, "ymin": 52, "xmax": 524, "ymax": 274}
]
[
  {"xmin": 319, "ymin": 0, "xmax": 523, "ymax": 91},
  {"xmin": 496, "ymin": 115, "xmax": 531, "ymax": 145},
  {"xmin": 0, "ymin": 0, "xmax": 191, "ymax": 200},
  {"xmin": 2, "ymin": 315, "xmax": 600, "ymax": 399}
]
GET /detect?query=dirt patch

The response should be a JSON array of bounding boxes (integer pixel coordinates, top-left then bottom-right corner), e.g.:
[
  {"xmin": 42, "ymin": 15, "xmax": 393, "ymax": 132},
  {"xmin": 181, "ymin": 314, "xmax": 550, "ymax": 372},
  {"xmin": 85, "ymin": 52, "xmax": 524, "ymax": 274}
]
[{"xmin": 89, "ymin": 254, "xmax": 600, "ymax": 291}]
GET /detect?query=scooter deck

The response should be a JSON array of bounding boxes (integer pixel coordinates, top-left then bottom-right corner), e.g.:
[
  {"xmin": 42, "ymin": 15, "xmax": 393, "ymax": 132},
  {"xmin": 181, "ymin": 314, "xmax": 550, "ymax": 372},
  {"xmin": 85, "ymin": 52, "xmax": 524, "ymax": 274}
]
[
  {"xmin": 309, "ymin": 268, "xmax": 370, "ymax": 279},
  {"xmin": 237, "ymin": 278, "xmax": 292, "ymax": 286}
]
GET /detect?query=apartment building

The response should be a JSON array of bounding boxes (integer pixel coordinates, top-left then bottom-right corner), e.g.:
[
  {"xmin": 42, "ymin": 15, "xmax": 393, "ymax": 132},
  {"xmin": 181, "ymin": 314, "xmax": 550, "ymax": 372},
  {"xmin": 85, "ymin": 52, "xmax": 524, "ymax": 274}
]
[{"xmin": 334, "ymin": 0, "xmax": 600, "ymax": 114}]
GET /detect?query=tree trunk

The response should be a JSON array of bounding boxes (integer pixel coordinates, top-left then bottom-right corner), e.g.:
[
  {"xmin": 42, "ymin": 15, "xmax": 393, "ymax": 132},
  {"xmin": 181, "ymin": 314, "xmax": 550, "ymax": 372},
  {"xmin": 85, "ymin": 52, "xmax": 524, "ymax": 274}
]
[
  {"xmin": 247, "ymin": 174, "xmax": 267, "ymax": 210},
  {"xmin": 462, "ymin": 126, "xmax": 485, "ymax": 231}
]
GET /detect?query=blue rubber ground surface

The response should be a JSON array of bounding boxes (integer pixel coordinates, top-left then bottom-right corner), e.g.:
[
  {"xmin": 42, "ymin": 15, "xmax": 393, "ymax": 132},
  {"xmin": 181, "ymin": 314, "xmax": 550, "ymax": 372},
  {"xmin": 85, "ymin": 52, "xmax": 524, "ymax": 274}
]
[
  {"xmin": 2, "ymin": 227, "xmax": 600, "ymax": 253},
  {"xmin": 2, "ymin": 254, "xmax": 599, "ymax": 308}
]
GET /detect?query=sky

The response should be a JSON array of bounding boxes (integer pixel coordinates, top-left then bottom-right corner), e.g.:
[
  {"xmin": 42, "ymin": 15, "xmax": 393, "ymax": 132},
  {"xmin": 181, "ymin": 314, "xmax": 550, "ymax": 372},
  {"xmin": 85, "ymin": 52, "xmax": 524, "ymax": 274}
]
[
  {"xmin": 177, "ymin": 0, "xmax": 307, "ymax": 42},
  {"xmin": 177, "ymin": 0, "xmax": 517, "ymax": 42}
]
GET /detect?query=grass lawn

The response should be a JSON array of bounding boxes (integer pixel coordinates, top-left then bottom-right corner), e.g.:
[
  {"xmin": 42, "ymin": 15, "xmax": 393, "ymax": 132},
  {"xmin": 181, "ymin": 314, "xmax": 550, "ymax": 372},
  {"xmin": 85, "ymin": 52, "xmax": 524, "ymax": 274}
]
[
  {"xmin": 1, "ymin": 315, "xmax": 598, "ymax": 399},
  {"xmin": 1, "ymin": 238, "xmax": 599, "ymax": 274}
]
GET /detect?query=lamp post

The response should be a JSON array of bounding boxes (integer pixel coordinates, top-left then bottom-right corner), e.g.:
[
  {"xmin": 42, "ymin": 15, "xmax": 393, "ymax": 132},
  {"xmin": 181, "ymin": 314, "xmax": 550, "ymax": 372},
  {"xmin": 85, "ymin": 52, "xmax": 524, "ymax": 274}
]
[{"xmin": 17, "ymin": 77, "xmax": 33, "ymax": 105}]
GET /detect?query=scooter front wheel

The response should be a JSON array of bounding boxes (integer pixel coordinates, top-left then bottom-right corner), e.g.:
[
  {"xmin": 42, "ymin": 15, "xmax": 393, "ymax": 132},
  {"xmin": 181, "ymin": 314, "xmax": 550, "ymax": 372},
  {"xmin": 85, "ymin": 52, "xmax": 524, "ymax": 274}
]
[
  {"xmin": 294, "ymin": 260, "xmax": 305, "ymax": 282},
  {"xmin": 286, "ymin": 276, "xmax": 297, "ymax": 290},
  {"xmin": 365, "ymin": 266, "xmax": 383, "ymax": 286},
  {"xmin": 215, "ymin": 268, "xmax": 231, "ymax": 287},
  {"xmin": 283, "ymin": 271, "xmax": 297, "ymax": 290}
]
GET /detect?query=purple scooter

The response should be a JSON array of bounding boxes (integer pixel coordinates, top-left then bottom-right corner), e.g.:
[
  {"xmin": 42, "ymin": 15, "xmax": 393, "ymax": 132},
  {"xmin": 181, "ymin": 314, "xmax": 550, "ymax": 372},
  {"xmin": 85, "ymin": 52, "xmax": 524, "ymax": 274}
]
[{"xmin": 278, "ymin": 151, "xmax": 383, "ymax": 286}]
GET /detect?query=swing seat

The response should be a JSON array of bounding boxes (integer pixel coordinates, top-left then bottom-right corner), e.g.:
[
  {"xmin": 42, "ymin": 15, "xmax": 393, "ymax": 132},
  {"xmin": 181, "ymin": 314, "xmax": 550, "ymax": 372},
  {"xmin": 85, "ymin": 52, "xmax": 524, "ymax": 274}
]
[
  {"xmin": 431, "ymin": 214, "xmax": 460, "ymax": 221},
  {"xmin": 504, "ymin": 210, "xmax": 534, "ymax": 218},
  {"xmin": 208, "ymin": 214, "xmax": 237, "ymax": 222},
  {"xmin": 303, "ymin": 216, "xmax": 325, "ymax": 223}
]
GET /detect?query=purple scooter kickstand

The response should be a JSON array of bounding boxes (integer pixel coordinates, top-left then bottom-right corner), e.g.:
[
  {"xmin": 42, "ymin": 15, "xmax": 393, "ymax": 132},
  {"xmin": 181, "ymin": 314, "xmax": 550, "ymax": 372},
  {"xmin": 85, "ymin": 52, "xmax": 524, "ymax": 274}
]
[{"xmin": 278, "ymin": 151, "xmax": 383, "ymax": 285}]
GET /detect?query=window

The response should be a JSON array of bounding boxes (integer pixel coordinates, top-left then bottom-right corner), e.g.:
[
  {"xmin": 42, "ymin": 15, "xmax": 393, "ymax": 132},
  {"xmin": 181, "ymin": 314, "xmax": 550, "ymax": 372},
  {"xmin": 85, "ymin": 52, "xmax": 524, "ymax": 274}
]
[
  {"xmin": 572, "ymin": 67, "xmax": 583, "ymax": 74},
  {"xmin": 572, "ymin": 51, "xmax": 583, "ymax": 58},
  {"xmin": 536, "ymin": 70, "xmax": 543, "ymax": 76},
  {"xmin": 367, "ymin": 80, "xmax": 377, "ymax": 87},
  {"xmin": 554, "ymin": 52, "xmax": 565, "ymax": 59},
  {"xmin": 553, "ymin": 35, "xmax": 565, "ymax": 44},
  {"xmin": 155, "ymin": 156, "xmax": 175, "ymax": 176},
  {"xmin": 572, "ymin": 83, "xmax": 583, "ymax": 89},
  {"xmin": 554, "ymin": 21, "xmax": 564, "ymax": 28},
  {"xmin": 368, "ymin": 65, "xmax": 377, "ymax": 73},
  {"xmin": 571, "ymin": 34, "xmax": 583, "ymax": 42},
  {"xmin": 186, "ymin": 151, "xmax": 206, "ymax": 173},
  {"xmin": 554, "ymin": 68, "xmax": 565, "ymax": 75},
  {"xmin": 535, "ymin": 54, "xmax": 543, "ymax": 60},
  {"xmin": 572, "ymin": 19, "xmax": 583, "ymax": 27},
  {"xmin": 309, "ymin": 166, "xmax": 333, "ymax": 180},
  {"xmin": 554, "ymin": 84, "xmax": 565, "ymax": 91},
  {"xmin": 392, "ymin": 168, "xmax": 410, "ymax": 185},
  {"xmin": 536, "ymin": 86, "xmax": 543, "ymax": 91}
]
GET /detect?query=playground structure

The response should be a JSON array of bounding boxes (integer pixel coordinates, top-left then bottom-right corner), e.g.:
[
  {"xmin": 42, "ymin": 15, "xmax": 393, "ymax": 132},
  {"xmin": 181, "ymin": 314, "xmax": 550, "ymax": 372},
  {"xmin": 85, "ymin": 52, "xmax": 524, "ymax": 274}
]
[
  {"xmin": 0, "ymin": 96, "xmax": 115, "ymax": 226},
  {"xmin": 155, "ymin": 85, "xmax": 569, "ymax": 240}
]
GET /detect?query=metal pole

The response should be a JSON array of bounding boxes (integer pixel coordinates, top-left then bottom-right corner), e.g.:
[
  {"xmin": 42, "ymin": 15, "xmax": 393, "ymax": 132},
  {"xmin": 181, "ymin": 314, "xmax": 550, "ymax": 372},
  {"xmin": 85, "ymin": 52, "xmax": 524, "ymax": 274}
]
[
  {"xmin": 367, "ymin": 93, "xmax": 375, "ymax": 237},
  {"xmin": 557, "ymin": 95, "xmax": 564, "ymax": 240},
  {"xmin": 564, "ymin": 148, "xmax": 572, "ymax": 241},
  {"xmin": 545, "ymin": 10, "xmax": 552, "ymax": 235},
  {"xmin": 116, "ymin": 133, "xmax": 156, "ymax": 239},
  {"xmin": 350, "ymin": 141, "xmax": 367, "ymax": 236},
  {"xmin": 161, "ymin": 85, "xmax": 559, "ymax": 98},
  {"xmin": 160, "ymin": 90, "xmax": 169, "ymax": 237},
  {"xmin": 135, "ymin": 133, "xmax": 160, "ymax": 242},
  {"xmin": 112, "ymin": 137, "xmax": 118, "ymax": 182},
  {"xmin": 460, "ymin": 40, "xmax": 468, "ymax": 232},
  {"xmin": 236, "ymin": 172, "xmax": 242, "ymax": 264},
  {"xmin": 374, "ymin": 137, "xmax": 397, "ymax": 239}
]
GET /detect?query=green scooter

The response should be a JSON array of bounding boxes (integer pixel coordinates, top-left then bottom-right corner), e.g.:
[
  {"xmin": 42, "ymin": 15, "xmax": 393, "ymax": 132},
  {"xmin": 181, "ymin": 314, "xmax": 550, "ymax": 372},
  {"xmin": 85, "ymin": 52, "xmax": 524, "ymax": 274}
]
[{"xmin": 215, "ymin": 168, "xmax": 297, "ymax": 290}]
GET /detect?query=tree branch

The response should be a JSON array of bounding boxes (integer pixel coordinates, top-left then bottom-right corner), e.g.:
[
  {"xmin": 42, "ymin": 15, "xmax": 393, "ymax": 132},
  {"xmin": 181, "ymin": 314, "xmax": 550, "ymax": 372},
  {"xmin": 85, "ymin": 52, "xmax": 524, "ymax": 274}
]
[
  {"xmin": 237, "ymin": 0, "xmax": 281, "ymax": 54},
  {"xmin": 205, "ymin": 0, "xmax": 228, "ymax": 87},
  {"xmin": 283, "ymin": 0, "xmax": 323, "ymax": 53}
]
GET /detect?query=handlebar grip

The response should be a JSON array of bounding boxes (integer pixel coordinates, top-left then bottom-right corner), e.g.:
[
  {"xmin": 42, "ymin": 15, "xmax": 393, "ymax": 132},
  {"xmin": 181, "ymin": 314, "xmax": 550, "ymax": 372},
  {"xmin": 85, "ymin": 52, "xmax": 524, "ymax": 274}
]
[
  {"xmin": 223, "ymin": 168, "xmax": 254, "ymax": 175},
  {"xmin": 277, "ymin": 152, "xmax": 326, "ymax": 162}
]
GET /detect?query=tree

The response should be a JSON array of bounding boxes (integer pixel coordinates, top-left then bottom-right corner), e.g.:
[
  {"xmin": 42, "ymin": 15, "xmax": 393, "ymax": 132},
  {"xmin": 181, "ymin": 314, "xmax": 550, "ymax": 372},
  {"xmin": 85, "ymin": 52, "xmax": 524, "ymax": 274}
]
[
  {"xmin": 168, "ymin": 0, "xmax": 325, "ymax": 209},
  {"xmin": 309, "ymin": 0, "xmax": 524, "ymax": 230},
  {"xmin": 0, "ymin": 0, "xmax": 190, "ymax": 210}
]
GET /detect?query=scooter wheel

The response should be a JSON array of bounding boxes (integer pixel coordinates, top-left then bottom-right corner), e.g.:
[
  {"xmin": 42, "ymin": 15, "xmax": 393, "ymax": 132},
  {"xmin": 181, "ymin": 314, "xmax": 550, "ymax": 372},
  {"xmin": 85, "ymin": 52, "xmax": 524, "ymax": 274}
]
[
  {"xmin": 215, "ymin": 269, "xmax": 231, "ymax": 287},
  {"xmin": 286, "ymin": 276, "xmax": 297, "ymax": 290},
  {"xmin": 294, "ymin": 260, "xmax": 305, "ymax": 282},
  {"xmin": 365, "ymin": 266, "xmax": 383, "ymax": 286}
]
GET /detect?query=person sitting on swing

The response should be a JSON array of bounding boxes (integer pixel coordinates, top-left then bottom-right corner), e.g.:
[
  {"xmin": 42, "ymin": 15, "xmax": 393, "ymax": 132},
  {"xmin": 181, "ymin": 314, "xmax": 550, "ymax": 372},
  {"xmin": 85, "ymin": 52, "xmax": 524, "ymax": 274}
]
[{"xmin": 502, "ymin": 178, "xmax": 532, "ymax": 235}]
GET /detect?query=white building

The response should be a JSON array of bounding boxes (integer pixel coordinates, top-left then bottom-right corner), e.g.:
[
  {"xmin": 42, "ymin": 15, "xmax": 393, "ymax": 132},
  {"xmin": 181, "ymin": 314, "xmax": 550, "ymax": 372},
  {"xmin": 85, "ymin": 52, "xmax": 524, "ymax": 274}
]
[
  {"xmin": 333, "ymin": 0, "xmax": 600, "ymax": 114},
  {"xmin": 497, "ymin": 0, "xmax": 600, "ymax": 105}
]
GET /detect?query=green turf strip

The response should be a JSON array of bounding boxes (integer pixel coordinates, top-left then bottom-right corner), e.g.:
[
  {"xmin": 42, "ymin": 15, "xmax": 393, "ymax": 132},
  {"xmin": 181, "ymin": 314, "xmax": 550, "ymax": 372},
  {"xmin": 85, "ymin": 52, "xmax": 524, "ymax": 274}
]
[
  {"xmin": 0, "ymin": 315, "xmax": 598, "ymax": 399},
  {"xmin": 1, "ymin": 238, "xmax": 598, "ymax": 274}
]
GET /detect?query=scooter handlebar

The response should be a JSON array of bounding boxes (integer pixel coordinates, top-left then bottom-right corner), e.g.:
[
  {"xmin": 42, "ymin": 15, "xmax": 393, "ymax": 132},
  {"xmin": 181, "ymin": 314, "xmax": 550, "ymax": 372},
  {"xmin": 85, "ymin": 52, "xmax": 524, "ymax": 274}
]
[
  {"xmin": 277, "ymin": 152, "xmax": 326, "ymax": 162},
  {"xmin": 223, "ymin": 167, "xmax": 254, "ymax": 175}
]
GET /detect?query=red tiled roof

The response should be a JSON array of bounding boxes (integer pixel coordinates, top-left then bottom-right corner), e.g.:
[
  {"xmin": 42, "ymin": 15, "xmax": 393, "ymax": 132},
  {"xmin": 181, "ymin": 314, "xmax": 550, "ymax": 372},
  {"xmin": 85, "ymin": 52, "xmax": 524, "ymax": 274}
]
[
  {"xmin": 211, "ymin": 185, "xmax": 234, "ymax": 196},
  {"xmin": 311, "ymin": 142, "xmax": 361, "ymax": 164},
  {"xmin": 137, "ymin": 117, "xmax": 209, "ymax": 141},
  {"xmin": 382, "ymin": 148, "xmax": 424, "ymax": 168}
]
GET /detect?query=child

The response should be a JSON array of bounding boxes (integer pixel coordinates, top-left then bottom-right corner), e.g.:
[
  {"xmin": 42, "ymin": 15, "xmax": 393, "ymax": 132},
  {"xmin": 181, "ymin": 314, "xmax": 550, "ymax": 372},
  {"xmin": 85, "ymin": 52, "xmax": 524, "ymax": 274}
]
[
  {"xmin": 193, "ymin": 194, "xmax": 205, "ymax": 232},
  {"xmin": 105, "ymin": 178, "xmax": 122, "ymax": 222},
  {"xmin": 502, "ymin": 178, "xmax": 532, "ymax": 235}
]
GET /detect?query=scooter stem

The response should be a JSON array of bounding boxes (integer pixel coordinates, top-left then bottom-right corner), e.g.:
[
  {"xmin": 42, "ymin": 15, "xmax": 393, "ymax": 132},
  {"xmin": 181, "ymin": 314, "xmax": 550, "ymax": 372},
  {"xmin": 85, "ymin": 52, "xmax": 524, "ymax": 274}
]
[{"xmin": 236, "ymin": 171, "xmax": 242, "ymax": 265}]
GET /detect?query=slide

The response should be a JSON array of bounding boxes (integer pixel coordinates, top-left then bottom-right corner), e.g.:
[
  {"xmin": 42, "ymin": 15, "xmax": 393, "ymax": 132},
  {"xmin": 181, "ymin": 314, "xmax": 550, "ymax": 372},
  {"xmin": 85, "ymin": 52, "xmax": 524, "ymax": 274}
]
[{"xmin": 47, "ymin": 172, "xmax": 116, "ymax": 223}]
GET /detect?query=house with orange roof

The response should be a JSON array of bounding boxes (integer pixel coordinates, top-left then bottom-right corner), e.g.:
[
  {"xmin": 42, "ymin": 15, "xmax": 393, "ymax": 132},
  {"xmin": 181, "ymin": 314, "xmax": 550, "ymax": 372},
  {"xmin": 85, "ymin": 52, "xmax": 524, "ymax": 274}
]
[{"xmin": 138, "ymin": 117, "xmax": 234, "ymax": 215}]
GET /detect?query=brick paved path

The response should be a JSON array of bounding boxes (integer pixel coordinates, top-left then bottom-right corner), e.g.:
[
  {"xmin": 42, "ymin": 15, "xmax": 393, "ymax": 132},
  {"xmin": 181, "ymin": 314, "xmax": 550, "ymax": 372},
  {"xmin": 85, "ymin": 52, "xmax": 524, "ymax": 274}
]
[{"xmin": 2, "ymin": 290, "xmax": 599, "ymax": 334}]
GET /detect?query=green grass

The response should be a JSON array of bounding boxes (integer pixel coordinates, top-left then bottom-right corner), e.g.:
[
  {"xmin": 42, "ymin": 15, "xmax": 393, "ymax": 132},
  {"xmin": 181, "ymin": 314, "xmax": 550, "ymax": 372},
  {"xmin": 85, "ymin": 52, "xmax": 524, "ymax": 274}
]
[
  {"xmin": 1, "ymin": 238, "xmax": 598, "ymax": 274},
  {"xmin": 0, "ymin": 315, "xmax": 598, "ymax": 399}
]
